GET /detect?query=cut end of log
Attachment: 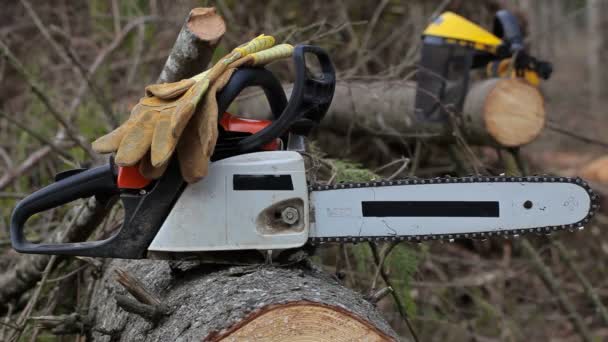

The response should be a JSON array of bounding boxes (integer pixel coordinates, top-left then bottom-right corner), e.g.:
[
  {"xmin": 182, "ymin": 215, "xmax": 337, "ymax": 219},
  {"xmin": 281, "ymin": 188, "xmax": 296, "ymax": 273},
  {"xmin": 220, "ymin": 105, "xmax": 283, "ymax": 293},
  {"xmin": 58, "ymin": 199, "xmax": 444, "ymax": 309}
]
[
  {"xmin": 580, "ymin": 155, "xmax": 608, "ymax": 183},
  {"xmin": 187, "ymin": 7, "xmax": 226, "ymax": 43},
  {"xmin": 207, "ymin": 301, "xmax": 395, "ymax": 342},
  {"xmin": 481, "ymin": 78, "xmax": 545, "ymax": 147}
]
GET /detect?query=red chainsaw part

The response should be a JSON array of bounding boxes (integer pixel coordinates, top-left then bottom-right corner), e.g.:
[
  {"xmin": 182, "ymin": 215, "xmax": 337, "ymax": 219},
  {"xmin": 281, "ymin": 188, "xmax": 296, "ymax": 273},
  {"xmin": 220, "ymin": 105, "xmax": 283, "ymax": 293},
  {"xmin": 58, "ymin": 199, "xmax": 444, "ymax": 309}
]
[
  {"xmin": 117, "ymin": 165, "xmax": 151, "ymax": 189},
  {"xmin": 220, "ymin": 112, "xmax": 280, "ymax": 151},
  {"xmin": 117, "ymin": 112, "xmax": 278, "ymax": 189}
]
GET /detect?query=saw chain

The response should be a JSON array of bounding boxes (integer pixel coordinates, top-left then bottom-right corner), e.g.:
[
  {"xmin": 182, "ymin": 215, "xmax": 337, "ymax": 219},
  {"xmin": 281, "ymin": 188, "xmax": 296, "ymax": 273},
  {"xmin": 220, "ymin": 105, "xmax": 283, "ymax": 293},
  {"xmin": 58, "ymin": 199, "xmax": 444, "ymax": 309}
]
[{"xmin": 308, "ymin": 175, "xmax": 600, "ymax": 244}]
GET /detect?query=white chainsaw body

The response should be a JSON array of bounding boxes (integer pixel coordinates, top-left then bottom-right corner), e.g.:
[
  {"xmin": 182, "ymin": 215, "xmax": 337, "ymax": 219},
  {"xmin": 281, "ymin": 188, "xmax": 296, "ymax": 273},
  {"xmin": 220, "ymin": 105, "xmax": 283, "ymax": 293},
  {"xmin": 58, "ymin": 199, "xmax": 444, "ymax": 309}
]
[
  {"xmin": 148, "ymin": 151, "xmax": 594, "ymax": 252},
  {"xmin": 147, "ymin": 151, "xmax": 310, "ymax": 252}
]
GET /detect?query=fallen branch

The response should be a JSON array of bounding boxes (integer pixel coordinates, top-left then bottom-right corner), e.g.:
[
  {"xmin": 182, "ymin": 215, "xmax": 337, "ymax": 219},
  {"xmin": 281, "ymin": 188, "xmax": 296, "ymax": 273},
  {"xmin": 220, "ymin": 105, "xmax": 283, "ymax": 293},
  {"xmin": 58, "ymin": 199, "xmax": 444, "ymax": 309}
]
[
  {"xmin": 552, "ymin": 240, "xmax": 608, "ymax": 325},
  {"xmin": 521, "ymin": 239, "xmax": 593, "ymax": 342}
]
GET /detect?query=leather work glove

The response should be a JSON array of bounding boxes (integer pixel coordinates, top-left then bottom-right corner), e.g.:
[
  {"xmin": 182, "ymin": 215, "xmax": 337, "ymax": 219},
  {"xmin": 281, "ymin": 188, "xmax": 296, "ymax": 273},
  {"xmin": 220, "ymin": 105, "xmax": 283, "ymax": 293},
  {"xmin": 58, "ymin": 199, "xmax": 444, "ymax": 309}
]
[{"xmin": 92, "ymin": 35, "xmax": 293, "ymax": 183}]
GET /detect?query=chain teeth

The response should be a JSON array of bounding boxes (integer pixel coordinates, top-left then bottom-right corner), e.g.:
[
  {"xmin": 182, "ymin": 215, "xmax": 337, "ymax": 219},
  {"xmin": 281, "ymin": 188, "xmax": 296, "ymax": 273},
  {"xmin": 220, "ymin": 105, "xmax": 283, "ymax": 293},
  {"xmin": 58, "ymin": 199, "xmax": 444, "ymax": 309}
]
[{"xmin": 308, "ymin": 175, "xmax": 600, "ymax": 245}]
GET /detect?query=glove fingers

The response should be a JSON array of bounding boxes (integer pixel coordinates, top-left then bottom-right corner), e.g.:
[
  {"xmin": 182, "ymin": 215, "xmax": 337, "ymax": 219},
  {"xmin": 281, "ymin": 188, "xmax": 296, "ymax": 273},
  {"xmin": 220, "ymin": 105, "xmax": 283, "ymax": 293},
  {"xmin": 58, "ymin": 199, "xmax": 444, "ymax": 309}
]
[
  {"xmin": 115, "ymin": 110, "xmax": 158, "ymax": 166},
  {"xmin": 145, "ymin": 79, "xmax": 196, "ymax": 99},
  {"xmin": 92, "ymin": 121, "xmax": 131, "ymax": 153},
  {"xmin": 250, "ymin": 44, "xmax": 294, "ymax": 66},
  {"xmin": 216, "ymin": 68, "xmax": 237, "ymax": 89},
  {"xmin": 171, "ymin": 78, "xmax": 209, "ymax": 138},
  {"xmin": 226, "ymin": 55, "xmax": 253, "ymax": 69},
  {"xmin": 177, "ymin": 122, "xmax": 208, "ymax": 183},
  {"xmin": 139, "ymin": 151, "xmax": 169, "ymax": 180},
  {"xmin": 233, "ymin": 34, "xmax": 275, "ymax": 57},
  {"xmin": 151, "ymin": 110, "xmax": 178, "ymax": 167},
  {"xmin": 198, "ymin": 69, "xmax": 233, "ymax": 158}
]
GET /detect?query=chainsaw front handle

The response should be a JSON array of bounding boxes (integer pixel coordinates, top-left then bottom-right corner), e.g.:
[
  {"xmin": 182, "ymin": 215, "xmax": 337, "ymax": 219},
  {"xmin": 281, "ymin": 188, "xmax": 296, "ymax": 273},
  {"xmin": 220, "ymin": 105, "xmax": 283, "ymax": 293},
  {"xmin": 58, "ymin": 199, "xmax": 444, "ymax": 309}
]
[
  {"xmin": 10, "ymin": 159, "xmax": 185, "ymax": 258},
  {"xmin": 215, "ymin": 44, "xmax": 335, "ymax": 156}
]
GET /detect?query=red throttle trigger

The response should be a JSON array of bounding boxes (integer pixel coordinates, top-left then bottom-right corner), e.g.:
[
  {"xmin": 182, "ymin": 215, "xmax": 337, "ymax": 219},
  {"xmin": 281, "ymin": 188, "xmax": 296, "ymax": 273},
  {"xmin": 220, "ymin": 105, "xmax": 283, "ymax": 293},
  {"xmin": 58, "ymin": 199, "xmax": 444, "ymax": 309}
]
[
  {"xmin": 220, "ymin": 112, "xmax": 281, "ymax": 151},
  {"xmin": 117, "ymin": 166, "xmax": 152, "ymax": 189}
]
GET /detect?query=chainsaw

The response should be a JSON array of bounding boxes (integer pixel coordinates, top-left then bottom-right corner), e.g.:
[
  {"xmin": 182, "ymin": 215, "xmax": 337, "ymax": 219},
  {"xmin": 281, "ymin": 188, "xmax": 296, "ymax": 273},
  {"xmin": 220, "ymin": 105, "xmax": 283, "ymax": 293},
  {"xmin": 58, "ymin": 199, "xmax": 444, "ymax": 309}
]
[{"xmin": 10, "ymin": 44, "xmax": 599, "ymax": 259}]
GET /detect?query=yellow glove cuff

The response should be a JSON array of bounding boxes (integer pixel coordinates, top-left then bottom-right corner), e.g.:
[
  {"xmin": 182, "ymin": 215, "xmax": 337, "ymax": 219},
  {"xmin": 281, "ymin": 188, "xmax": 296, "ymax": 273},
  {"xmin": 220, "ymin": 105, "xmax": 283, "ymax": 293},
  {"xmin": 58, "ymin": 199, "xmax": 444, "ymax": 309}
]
[{"xmin": 250, "ymin": 44, "xmax": 294, "ymax": 65}]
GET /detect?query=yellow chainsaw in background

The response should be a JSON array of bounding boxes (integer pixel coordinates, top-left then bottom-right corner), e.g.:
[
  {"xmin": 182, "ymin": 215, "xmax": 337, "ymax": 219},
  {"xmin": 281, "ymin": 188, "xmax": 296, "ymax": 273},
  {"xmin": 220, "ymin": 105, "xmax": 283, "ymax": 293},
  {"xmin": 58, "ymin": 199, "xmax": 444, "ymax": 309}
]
[{"xmin": 415, "ymin": 10, "xmax": 553, "ymax": 122}]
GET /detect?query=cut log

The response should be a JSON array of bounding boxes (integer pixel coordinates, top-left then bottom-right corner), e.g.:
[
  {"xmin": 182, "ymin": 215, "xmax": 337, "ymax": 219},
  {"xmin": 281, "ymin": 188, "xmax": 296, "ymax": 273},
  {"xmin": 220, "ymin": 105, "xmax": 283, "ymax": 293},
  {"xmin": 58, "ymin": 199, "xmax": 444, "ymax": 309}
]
[
  {"xmin": 157, "ymin": 7, "xmax": 225, "ymax": 83},
  {"xmin": 462, "ymin": 78, "xmax": 545, "ymax": 147},
  {"xmin": 235, "ymin": 78, "xmax": 545, "ymax": 147},
  {"xmin": 89, "ymin": 260, "xmax": 399, "ymax": 341}
]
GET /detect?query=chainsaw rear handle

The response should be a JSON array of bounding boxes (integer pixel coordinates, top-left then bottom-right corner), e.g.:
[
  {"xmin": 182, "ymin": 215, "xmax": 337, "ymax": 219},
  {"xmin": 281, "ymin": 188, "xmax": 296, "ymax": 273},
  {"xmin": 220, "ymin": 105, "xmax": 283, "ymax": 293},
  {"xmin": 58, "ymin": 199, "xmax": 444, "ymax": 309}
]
[
  {"xmin": 10, "ymin": 163, "xmax": 118, "ymax": 254},
  {"xmin": 10, "ymin": 159, "xmax": 185, "ymax": 258},
  {"xmin": 215, "ymin": 44, "xmax": 335, "ymax": 155}
]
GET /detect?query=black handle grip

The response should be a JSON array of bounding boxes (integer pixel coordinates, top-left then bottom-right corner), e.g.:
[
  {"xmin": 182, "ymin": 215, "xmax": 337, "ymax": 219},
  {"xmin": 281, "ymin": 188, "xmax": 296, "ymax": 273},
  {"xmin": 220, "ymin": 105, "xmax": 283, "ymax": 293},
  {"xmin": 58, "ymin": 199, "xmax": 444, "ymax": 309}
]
[
  {"xmin": 10, "ymin": 159, "xmax": 186, "ymax": 259},
  {"xmin": 215, "ymin": 45, "xmax": 335, "ymax": 155},
  {"xmin": 11, "ymin": 163, "xmax": 118, "ymax": 253}
]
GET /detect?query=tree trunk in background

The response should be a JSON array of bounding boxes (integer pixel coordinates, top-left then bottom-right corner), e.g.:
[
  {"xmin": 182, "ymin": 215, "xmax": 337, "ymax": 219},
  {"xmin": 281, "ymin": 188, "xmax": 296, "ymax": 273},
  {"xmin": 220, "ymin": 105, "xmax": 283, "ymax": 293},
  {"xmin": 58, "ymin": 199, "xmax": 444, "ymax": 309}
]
[
  {"xmin": 587, "ymin": 0, "xmax": 605, "ymax": 115},
  {"xmin": 236, "ymin": 78, "xmax": 546, "ymax": 147}
]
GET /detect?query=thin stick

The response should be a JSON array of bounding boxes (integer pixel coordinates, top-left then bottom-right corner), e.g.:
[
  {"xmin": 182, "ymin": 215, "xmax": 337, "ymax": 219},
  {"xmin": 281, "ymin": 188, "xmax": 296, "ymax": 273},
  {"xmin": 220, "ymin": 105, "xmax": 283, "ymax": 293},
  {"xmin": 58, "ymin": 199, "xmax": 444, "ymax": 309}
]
[
  {"xmin": 368, "ymin": 242, "xmax": 419, "ymax": 342},
  {"xmin": 387, "ymin": 158, "xmax": 410, "ymax": 180},
  {"xmin": 521, "ymin": 240, "xmax": 593, "ymax": 342},
  {"xmin": 368, "ymin": 242, "xmax": 399, "ymax": 292},
  {"xmin": 0, "ymin": 110, "xmax": 73, "ymax": 160},
  {"xmin": 408, "ymin": 140, "xmax": 422, "ymax": 176},
  {"xmin": 0, "ymin": 39, "xmax": 93, "ymax": 157},
  {"xmin": 552, "ymin": 240, "xmax": 608, "ymax": 325},
  {"xmin": 6, "ymin": 203, "xmax": 87, "ymax": 341}
]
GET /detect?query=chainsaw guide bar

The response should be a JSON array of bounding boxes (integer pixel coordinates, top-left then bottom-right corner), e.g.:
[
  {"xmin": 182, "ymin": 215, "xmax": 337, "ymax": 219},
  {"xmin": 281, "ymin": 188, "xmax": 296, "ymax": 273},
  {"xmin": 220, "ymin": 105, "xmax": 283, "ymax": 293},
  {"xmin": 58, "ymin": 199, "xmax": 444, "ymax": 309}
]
[{"xmin": 307, "ymin": 175, "xmax": 599, "ymax": 244}]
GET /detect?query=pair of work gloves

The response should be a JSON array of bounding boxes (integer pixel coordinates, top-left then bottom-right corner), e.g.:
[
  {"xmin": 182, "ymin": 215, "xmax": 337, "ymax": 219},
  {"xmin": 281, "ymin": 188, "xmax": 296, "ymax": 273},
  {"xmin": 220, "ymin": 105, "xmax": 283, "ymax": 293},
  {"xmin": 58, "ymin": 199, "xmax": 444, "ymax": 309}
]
[{"xmin": 92, "ymin": 35, "xmax": 293, "ymax": 183}]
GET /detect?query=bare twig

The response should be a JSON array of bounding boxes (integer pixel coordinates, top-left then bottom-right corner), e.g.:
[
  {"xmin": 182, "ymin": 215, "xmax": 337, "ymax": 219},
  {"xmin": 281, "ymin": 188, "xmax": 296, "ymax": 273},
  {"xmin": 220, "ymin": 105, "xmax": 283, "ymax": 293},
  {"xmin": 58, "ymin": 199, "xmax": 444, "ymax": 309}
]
[
  {"xmin": 521, "ymin": 240, "xmax": 593, "ymax": 342},
  {"xmin": 552, "ymin": 240, "xmax": 608, "ymax": 325},
  {"xmin": 114, "ymin": 269, "xmax": 171, "ymax": 323},
  {"xmin": 66, "ymin": 15, "xmax": 160, "ymax": 121},
  {"xmin": 114, "ymin": 295, "xmax": 170, "ymax": 323},
  {"xmin": 0, "ymin": 109, "xmax": 73, "ymax": 160},
  {"xmin": 368, "ymin": 242, "xmax": 419, "ymax": 342},
  {"xmin": 369, "ymin": 287, "xmax": 393, "ymax": 304},
  {"xmin": 387, "ymin": 159, "xmax": 409, "ymax": 179},
  {"xmin": 115, "ymin": 269, "xmax": 162, "ymax": 306},
  {"xmin": 8, "ymin": 255, "xmax": 58, "ymax": 342},
  {"xmin": 0, "ymin": 38, "xmax": 94, "ymax": 157},
  {"xmin": 0, "ymin": 146, "xmax": 52, "ymax": 191},
  {"xmin": 408, "ymin": 140, "xmax": 422, "ymax": 176},
  {"xmin": 368, "ymin": 242, "xmax": 399, "ymax": 292}
]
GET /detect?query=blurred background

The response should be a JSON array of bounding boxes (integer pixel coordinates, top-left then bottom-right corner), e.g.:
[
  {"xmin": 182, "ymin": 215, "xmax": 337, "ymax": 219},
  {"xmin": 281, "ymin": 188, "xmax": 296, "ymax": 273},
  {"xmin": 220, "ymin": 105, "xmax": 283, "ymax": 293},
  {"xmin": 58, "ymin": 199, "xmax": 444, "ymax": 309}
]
[{"xmin": 0, "ymin": 0, "xmax": 607, "ymax": 341}]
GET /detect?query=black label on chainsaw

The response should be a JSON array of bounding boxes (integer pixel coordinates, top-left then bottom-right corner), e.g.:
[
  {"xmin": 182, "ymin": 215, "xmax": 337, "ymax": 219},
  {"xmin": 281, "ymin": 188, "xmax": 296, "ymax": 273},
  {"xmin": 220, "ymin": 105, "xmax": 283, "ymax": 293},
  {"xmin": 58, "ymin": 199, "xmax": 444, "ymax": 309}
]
[
  {"xmin": 233, "ymin": 175, "xmax": 294, "ymax": 191},
  {"xmin": 362, "ymin": 201, "xmax": 499, "ymax": 217}
]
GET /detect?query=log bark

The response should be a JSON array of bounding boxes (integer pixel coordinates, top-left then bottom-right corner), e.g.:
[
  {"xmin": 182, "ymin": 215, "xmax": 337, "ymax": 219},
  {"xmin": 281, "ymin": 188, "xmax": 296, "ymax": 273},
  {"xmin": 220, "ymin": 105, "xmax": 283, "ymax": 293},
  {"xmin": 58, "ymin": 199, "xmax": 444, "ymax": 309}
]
[
  {"xmin": 157, "ymin": 7, "xmax": 225, "ymax": 83},
  {"xmin": 236, "ymin": 78, "xmax": 545, "ymax": 147},
  {"xmin": 89, "ymin": 261, "xmax": 399, "ymax": 341}
]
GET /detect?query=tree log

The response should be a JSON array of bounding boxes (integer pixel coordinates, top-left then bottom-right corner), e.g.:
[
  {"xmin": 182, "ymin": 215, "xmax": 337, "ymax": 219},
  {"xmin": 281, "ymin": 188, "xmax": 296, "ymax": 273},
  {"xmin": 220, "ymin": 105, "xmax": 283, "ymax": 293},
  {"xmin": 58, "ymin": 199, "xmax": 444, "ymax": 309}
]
[
  {"xmin": 157, "ymin": 7, "xmax": 225, "ymax": 83},
  {"xmin": 89, "ymin": 261, "xmax": 399, "ymax": 341},
  {"xmin": 236, "ymin": 78, "xmax": 545, "ymax": 147},
  {"xmin": 462, "ymin": 78, "xmax": 544, "ymax": 147}
]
